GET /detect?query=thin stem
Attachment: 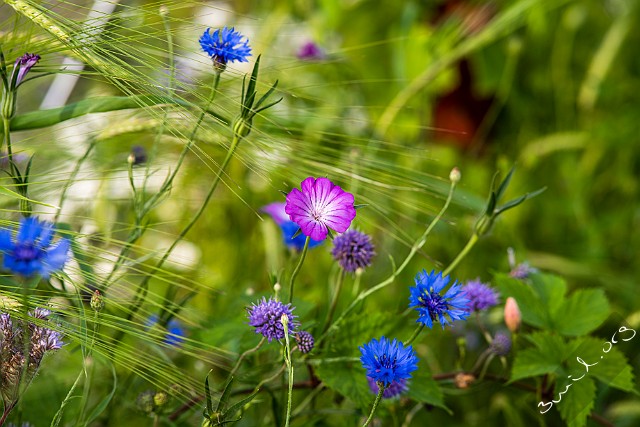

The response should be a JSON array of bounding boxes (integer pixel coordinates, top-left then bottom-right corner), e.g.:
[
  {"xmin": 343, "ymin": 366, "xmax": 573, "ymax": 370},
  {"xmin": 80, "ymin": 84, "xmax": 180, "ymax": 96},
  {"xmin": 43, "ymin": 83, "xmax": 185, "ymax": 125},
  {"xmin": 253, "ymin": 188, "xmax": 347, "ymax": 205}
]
[
  {"xmin": 229, "ymin": 337, "xmax": 265, "ymax": 377},
  {"xmin": 103, "ymin": 72, "xmax": 220, "ymax": 291},
  {"xmin": 362, "ymin": 385, "xmax": 385, "ymax": 427},
  {"xmin": 404, "ymin": 324, "xmax": 424, "ymax": 346},
  {"xmin": 318, "ymin": 181, "xmax": 457, "ymax": 345},
  {"xmin": 323, "ymin": 269, "xmax": 346, "ymax": 333},
  {"xmin": 54, "ymin": 140, "xmax": 95, "ymax": 223},
  {"xmin": 3, "ymin": 116, "xmax": 12, "ymax": 163},
  {"xmin": 288, "ymin": 236, "xmax": 310, "ymax": 304},
  {"xmin": 443, "ymin": 232, "xmax": 479, "ymax": 277},
  {"xmin": 283, "ymin": 325, "xmax": 294, "ymax": 427},
  {"xmin": 291, "ymin": 382, "xmax": 324, "ymax": 418}
]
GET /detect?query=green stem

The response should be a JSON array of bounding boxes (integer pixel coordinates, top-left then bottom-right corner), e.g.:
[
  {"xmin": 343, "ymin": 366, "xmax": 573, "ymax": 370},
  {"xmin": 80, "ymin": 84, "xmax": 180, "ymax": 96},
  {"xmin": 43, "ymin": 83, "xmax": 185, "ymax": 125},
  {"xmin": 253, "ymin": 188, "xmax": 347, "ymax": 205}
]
[
  {"xmin": 288, "ymin": 236, "xmax": 310, "ymax": 304},
  {"xmin": 103, "ymin": 72, "xmax": 221, "ymax": 291},
  {"xmin": 54, "ymin": 140, "xmax": 95, "ymax": 223},
  {"xmin": 404, "ymin": 324, "xmax": 424, "ymax": 346},
  {"xmin": 229, "ymin": 337, "xmax": 265, "ymax": 377},
  {"xmin": 362, "ymin": 384, "xmax": 385, "ymax": 427},
  {"xmin": 3, "ymin": 116, "xmax": 12, "ymax": 163},
  {"xmin": 323, "ymin": 269, "xmax": 346, "ymax": 333},
  {"xmin": 443, "ymin": 232, "xmax": 479, "ymax": 277},
  {"xmin": 283, "ymin": 323, "xmax": 294, "ymax": 427},
  {"xmin": 318, "ymin": 180, "xmax": 457, "ymax": 345}
]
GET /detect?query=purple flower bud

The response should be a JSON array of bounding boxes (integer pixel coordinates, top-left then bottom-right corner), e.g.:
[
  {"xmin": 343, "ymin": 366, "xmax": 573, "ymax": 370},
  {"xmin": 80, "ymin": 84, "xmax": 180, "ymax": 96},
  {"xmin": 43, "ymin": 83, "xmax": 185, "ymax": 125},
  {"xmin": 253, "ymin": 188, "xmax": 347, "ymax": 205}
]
[{"xmin": 13, "ymin": 53, "xmax": 40, "ymax": 87}]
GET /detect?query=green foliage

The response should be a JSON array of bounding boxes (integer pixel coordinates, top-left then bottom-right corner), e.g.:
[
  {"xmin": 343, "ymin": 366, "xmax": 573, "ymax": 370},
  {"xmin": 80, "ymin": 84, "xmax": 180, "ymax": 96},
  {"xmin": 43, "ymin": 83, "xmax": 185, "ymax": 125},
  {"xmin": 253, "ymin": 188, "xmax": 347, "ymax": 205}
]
[{"xmin": 495, "ymin": 273, "xmax": 610, "ymax": 335}]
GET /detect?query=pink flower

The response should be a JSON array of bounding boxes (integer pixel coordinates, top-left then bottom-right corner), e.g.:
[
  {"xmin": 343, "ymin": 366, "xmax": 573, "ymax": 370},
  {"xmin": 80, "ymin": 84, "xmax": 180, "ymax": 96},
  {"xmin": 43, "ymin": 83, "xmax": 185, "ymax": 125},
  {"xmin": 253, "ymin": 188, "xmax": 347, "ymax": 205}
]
[{"xmin": 285, "ymin": 177, "xmax": 356, "ymax": 241}]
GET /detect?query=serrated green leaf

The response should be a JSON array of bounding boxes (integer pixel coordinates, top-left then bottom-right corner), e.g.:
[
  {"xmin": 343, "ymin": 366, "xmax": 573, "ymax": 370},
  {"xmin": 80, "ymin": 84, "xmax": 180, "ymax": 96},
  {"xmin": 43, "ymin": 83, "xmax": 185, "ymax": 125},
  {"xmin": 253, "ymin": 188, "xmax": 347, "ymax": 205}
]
[
  {"xmin": 405, "ymin": 361, "xmax": 448, "ymax": 412},
  {"xmin": 511, "ymin": 332, "xmax": 565, "ymax": 381},
  {"xmin": 494, "ymin": 273, "xmax": 550, "ymax": 329},
  {"xmin": 528, "ymin": 273, "xmax": 567, "ymax": 318},
  {"xmin": 554, "ymin": 376, "xmax": 596, "ymax": 427},
  {"xmin": 567, "ymin": 337, "xmax": 635, "ymax": 392},
  {"xmin": 314, "ymin": 359, "xmax": 372, "ymax": 408},
  {"xmin": 553, "ymin": 289, "xmax": 609, "ymax": 336},
  {"xmin": 328, "ymin": 311, "xmax": 397, "ymax": 356}
]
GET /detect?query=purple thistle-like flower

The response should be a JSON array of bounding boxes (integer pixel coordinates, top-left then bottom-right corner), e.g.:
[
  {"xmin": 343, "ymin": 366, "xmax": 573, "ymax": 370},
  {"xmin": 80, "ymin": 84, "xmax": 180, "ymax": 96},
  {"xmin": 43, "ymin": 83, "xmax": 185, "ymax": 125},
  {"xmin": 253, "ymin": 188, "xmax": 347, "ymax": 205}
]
[
  {"xmin": 285, "ymin": 177, "xmax": 356, "ymax": 241},
  {"xmin": 0, "ymin": 217, "xmax": 71, "ymax": 278},
  {"xmin": 331, "ymin": 229, "xmax": 375, "ymax": 272},
  {"xmin": 247, "ymin": 297, "xmax": 297, "ymax": 342},
  {"xmin": 199, "ymin": 27, "xmax": 251, "ymax": 68},
  {"xmin": 367, "ymin": 376, "xmax": 407, "ymax": 399},
  {"xmin": 359, "ymin": 336, "xmax": 418, "ymax": 388},
  {"xmin": 297, "ymin": 41, "xmax": 325, "ymax": 60},
  {"xmin": 262, "ymin": 202, "xmax": 323, "ymax": 251},
  {"xmin": 408, "ymin": 270, "xmax": 470, "ymax": 329},
  {"xmin": 463, "ymin": 279, "xmax": 499, "ymax": 312},
  {"xmin": 295, "ymin": 331, "xmax": 315, "ymax": 354},
  {"xmin": 490, "ymin": 332, "xmax": 512, "ymax": 356},
  {"xmin": 13, "ymin": 53, "xmax": 40, "ymax": 87}
]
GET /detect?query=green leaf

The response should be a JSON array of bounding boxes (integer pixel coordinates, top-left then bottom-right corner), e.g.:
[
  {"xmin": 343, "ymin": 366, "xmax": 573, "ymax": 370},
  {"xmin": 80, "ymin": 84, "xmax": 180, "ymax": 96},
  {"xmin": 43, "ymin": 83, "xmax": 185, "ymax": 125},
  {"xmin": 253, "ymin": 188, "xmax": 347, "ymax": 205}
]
[
  {"xmin": 553, "ymin": 289, "xmax": 610, "ymax": 336},
  {"xmin": 405, "ymin": 361, "xmax": 448, "ymax": 412},
  {"xmin": 2, "ymin": 95, "xmax": 226, "ymax": 132},
  {"xmin": 567, "ymin": 337, "xmax": 636, "ymax": 392},
  {"xmin": 529, "ymin": 273, "xmax": 567, "ymax": 320},
  {"xmin": 494, "ymin": 273, "xmax": 550, "ymax": 329},
  {"xmin": 554, "ymin": 376, "xmax": 596, "ymax": 427},
  {"xmin": 223, "ymin": 387, "xmax": 260, "ymax": 419},
  {"xmin": 314, "ymin": 358, "xmax": 373, "ymax": 409},
  {"xmin": 0, "ymin": 185, "xmax": 60, "ymax": 209},
  {"xmin": 510, "ymin": 332, "xmax": 565, "ymax": 381},
  {"xmin": 84, "ymin": 358, "xmax": 118, "ymax": 425}
]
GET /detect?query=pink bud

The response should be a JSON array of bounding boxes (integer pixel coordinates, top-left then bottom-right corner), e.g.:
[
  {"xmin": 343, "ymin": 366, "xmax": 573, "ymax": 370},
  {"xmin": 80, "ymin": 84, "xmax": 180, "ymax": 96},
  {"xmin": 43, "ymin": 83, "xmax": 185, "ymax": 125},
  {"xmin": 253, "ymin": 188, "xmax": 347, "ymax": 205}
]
[{"xmin": 504, "ymin": 297, "xmax": 521, "ymax": 333}]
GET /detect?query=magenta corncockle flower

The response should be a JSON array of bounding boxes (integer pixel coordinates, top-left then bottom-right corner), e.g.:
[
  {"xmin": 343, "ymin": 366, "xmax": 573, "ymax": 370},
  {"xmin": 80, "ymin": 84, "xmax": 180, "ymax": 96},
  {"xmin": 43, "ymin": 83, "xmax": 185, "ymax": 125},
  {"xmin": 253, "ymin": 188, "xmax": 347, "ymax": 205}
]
[{"xmin": 285, "ymin": 177, "xmax": 356, "ymax": 241}]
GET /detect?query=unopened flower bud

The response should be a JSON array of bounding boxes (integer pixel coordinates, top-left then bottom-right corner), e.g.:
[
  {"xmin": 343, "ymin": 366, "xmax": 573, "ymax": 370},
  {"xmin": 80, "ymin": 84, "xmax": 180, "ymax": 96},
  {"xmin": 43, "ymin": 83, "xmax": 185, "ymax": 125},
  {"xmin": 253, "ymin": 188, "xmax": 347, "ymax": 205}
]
[
  {"xmin": 295, "ymin": 331, "xmax": 315, "ymax": 354},
  {"xmin": 90, "ymin": 290, "xmax": 105, "ymax": 312},
  {"xmin": 153, "ymin": 391, "xmax": 169, "ymax": 407},
  {"xmin": 490, "ymin": 332, "xmax": 512, "ymax": 356},
  {"xmin": 449, "ymin": 167, "xmax": 461, "ymax": 183},
  {"xmin": 136, "ymin": 390, "xmax": 155, "ymax": 414},
  {"xmin": 504, "ymin": 297, "xmax": 521, "ymax": 333},
  {"xmin": 159, "ymin": 4, "xmax": 169, "ymax": 17}
]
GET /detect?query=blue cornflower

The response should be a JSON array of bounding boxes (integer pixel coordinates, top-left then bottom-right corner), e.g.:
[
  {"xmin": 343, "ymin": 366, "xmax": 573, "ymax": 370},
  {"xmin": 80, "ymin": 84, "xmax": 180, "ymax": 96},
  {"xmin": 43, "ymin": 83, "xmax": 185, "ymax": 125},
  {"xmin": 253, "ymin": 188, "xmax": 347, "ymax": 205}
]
[
  {"xmin": 408, "ymin": 270, "xmax": 470, "ymax": 329},
  {"xmin": 247, "ymin": 297, "xmax": 297, "ymax": 342},
  {"xmin": 262, "ymin": 202, "xmax": 323, "ymax": 251},
  {"xmin": 359, "ymin": 336, "xmax": 418, "ymax": 388},
  {"xmin": 462, "ymin": 279, "xmax": 499, "ymax": 312},
  {"xmin": 199, "ymin": 27, "xmax": 251, "ymax": 70},
  {"xmin": 331, "ymin": 230, "xmax": 375, "ymax": 273},
  {"xmin": 146, "ymin": 314, "xmax": 186, "ymax": 347},
  {"xmin": 0, "ymin": 217, "xmax": 70, "ymax": 278}
]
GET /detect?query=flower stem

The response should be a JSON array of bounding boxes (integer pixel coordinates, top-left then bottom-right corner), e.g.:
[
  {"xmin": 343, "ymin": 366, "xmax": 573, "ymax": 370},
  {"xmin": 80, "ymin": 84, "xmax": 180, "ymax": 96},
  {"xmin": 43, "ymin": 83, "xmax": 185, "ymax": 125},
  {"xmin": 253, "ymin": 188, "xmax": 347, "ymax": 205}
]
[
  {"xmin": 318, "ymin": 180, "xmax": 457, "ymax": 345},
  {"xmin": 443, "ymin": 232, "xmax": 479, "ymax": 277},
  {"xmin": 323, "ymin": 269, "xmax": 346, "ymax": 333},
  {"xmin": 229, "ymin": 337, "xmax": 265, "ymax": 377},
  {"xmin": 288, "ymin": 236, "xmax": 310, "ymax": 304},
  {"xmin": 404, "ymin": 324, "xmax": 424, "ymax": 346},
  {"xmin": 362, "ymin": 384, "xmax": 385, "ymax": 427},
  {"xmin": 283, "ymin": 321, "xmax": 294, "ymax": 427}
]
